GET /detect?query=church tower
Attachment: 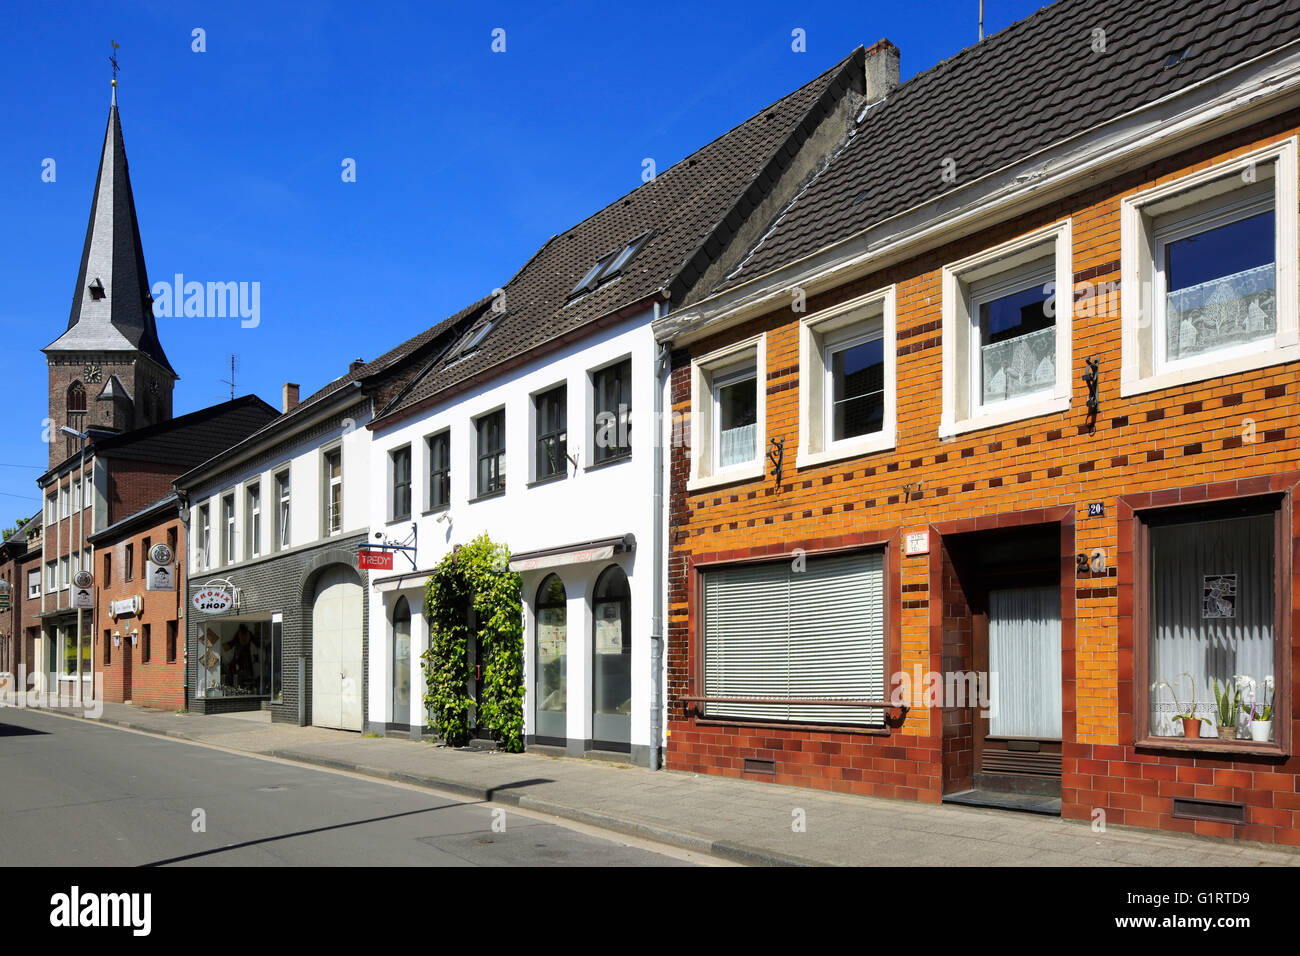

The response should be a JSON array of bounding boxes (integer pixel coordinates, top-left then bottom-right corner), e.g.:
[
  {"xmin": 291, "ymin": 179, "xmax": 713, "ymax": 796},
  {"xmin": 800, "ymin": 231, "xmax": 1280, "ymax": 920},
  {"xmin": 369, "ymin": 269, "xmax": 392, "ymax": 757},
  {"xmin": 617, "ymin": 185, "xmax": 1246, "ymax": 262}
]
[{"xmin": 42, "ymin": 80, "xmax": 177, "ymax": 466}]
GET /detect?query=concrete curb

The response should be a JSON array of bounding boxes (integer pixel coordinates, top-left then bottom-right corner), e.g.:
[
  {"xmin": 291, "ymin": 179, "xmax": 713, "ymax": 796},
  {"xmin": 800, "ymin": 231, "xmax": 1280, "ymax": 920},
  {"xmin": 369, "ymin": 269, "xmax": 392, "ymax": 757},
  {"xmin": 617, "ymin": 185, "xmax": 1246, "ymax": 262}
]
[{"xmin": 67, "ymin": 709, "xmax": 825, "ymax": 866}]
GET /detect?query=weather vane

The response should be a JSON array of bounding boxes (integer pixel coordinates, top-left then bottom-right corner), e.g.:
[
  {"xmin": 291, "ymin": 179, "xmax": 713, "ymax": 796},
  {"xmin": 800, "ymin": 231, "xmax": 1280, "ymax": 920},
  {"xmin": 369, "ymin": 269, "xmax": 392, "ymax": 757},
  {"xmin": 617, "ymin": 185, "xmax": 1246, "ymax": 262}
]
[{"xmin": 110, "ymin": 40, "xmax": 120, "ymax": 86}]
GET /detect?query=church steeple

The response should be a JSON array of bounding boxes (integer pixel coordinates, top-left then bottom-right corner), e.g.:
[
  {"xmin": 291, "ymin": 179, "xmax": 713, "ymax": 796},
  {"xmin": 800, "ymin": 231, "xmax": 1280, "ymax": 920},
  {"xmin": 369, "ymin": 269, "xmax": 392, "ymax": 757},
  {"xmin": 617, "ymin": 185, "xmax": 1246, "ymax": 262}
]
[
  {"xmin": 44, "ymin": 82, "xmax": 175, "ymax": 378},
  {"xmin": 43, "ymin": 77, "xmax": 177, "ymax": 466}
]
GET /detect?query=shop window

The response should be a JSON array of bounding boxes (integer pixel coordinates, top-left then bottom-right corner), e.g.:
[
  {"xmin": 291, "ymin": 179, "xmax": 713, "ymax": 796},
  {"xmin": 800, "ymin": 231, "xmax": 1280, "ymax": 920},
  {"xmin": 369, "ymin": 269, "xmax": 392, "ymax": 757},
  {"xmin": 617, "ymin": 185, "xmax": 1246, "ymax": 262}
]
[
  {"xmin": 390, "ymin": 445, "xmax": 412, "ymax": 520},
  {"xmin": 271, "ymin": 615, "xmax": 283, "ymax": 702},
  {"xmin": 392, "ymin": 597, "xmax": 411, "ymax": 721},
  {"xmin": 473, "ymin": 410, "xmax": 505, "ymax": 498},
  {"xmin": 1120, "ymin": 139, "xmax": 1299, "ymax": 396},
  {"xmin": 196, "ymin": 620, "xmax": 279, "ymax": 700},
  {"xmin": 591, "ymin": 359, "xmax": 631, "ymax": 465},
  {"xmin": 689, "ymin": 335, "xmax": 765, "ymax": 490},
  {"xmin": 535, "ymin": 575, "xmax": 567, "ymax": 736},
  {"xmin": 939, "ymin": 220, "xmax": 1073, "ymax": 437},
  {"xmin": 426, "ymin": 430, "xmax": 451, "ymax": 511},
  {"xmin": 593, "ymin": 566, "xmax": 631, "ymax": 734},
  {"xmin": 797, "ymin": 286, "xmax": 896, "ymax": 467},
  {"xmin": 699, "ymin": 549, "xmax": 886, "ymax": 726},
  {"xmin": 533, "ymin": 385, "xmax": 568, "ymax": 481},
  {"xmin": 1141, "ymin": 498, "xmax": 1284, "ymax": 747}
]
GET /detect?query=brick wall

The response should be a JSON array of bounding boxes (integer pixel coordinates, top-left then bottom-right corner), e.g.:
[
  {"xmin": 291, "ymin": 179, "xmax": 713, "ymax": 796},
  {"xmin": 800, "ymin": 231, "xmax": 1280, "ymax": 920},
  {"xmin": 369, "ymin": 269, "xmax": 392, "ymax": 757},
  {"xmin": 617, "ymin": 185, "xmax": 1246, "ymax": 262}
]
[
  {"xmin": 665, "ymin": 112, "xmax": 1300, "ymax": 844},
  {"xmin": 96, "ymin": 514, "xmax": 186, "ymax": 710}
]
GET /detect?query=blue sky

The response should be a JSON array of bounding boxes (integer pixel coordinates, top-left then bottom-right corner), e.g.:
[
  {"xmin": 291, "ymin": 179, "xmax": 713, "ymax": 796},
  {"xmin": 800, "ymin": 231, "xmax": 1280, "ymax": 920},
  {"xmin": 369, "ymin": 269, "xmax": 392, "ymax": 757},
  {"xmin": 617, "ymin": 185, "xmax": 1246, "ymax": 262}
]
[{"xmin": 0, "ymin": 0, "xmax": 1046, "ymax": 522}]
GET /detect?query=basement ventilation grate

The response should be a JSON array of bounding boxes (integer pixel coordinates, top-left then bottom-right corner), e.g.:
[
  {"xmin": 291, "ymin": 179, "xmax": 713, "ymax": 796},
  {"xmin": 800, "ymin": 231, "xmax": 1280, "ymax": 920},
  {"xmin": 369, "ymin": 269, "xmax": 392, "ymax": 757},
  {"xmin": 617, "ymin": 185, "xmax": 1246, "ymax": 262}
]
[
  {"xmin": 743, "ymin": 758, "xmax": 776, "ymax": 775},
  {"xmin": 1171, "ymin": 797, "xmax": 1246, "ymax": 825}
]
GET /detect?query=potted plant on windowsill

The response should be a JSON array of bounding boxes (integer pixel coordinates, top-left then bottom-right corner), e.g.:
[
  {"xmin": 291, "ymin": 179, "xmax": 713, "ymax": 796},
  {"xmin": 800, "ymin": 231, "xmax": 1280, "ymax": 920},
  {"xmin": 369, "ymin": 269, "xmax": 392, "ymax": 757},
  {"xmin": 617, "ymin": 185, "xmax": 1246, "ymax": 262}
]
[
  {"xmin": 1213, "ymin": 678, "xmax": 1242, "ymax": 741},
  {"xmin": 1241, "ymin": 675, "xmax": 1275, "ymax": 743},
  {"xmin": 1152, "ymin": 674, "xmax": 1202, "ymax": 739}
]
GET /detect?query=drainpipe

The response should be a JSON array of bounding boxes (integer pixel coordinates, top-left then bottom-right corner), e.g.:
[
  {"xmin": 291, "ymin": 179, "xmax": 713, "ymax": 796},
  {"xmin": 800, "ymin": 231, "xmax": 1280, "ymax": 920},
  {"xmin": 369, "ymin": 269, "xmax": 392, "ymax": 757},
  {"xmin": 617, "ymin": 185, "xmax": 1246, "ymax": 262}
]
[{"xmin": 650, "ymin": 305, "xmax": 669, "ymax": 771}]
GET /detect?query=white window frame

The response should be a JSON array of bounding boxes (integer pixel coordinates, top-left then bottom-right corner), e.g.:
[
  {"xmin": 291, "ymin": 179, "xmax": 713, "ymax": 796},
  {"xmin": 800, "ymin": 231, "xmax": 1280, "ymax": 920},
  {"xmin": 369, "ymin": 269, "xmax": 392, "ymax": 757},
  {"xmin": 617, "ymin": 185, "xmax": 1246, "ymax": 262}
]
[
  {"xmin": 274, "ymin": 469, "xmax": 291, "ymax": 551},
  {"xmin": 71, "ymin": 479, "xmax": 80, "ymax": 513},
  {"xmin": 689, "ymin": 334, "xmax": 766, "ymax": 491},
  {"xmin": 939, "ymin": 219, "xmax": 1073, "ymax": 438},
  {"xmin": 323, "ymin": 446, "xmax": 343, "ymax": 536},
  {"xmin": 59, "ymin": 555, "xmax": 69, "ymax": 590},
  {"xmin": 197, "ymin": 504, "xmax": 212, "ymax": 570},
  {"xmin": 45, "ymin": 561, "xmax": 56, "ymax": 592},
  {"xmin": 27, "ymin": 569, "xmax": 39, "ymax": 599},
  {"xmin": 1119, "ymin": 137, "xmax": 1299, "ymax": 397},
  {"xmin": 797, "ymin": 286, "xmax": 897, "ymax": 468},
  {"xmin": 245, "ymin": 481, "xmax": 262, "ymax": 560},
  {"xmin": 45, "ymin": 494, "xmax": 55, "ymax": 526},
  {"xmin": 221, "ymin": 493, "xmax": 236, "ymax": 565},
  {"xmin": 58, "ymin": 485, "xmax": 69, "ymax": 520}
]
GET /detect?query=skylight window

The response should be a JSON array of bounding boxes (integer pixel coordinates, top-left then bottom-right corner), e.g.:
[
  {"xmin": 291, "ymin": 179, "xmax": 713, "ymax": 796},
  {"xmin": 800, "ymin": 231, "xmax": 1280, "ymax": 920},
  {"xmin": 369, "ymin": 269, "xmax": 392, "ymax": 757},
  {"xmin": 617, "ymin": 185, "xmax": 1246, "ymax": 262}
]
[
  {"xmin": 444, "ymin": 314, "xmax": 497, "ymax": 365},
  {"xmin": 568, "ymin": 232, "xmax": 653, "ymax": 298}
]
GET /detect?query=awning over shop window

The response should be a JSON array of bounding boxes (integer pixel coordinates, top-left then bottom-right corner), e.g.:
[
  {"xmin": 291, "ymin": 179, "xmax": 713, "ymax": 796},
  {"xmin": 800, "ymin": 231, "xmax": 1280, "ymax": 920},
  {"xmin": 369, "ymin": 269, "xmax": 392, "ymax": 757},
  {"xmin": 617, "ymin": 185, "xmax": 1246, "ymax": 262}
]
[{"xmin": 508, "ymin": 534, "xmax": 635, "ymax": 573}]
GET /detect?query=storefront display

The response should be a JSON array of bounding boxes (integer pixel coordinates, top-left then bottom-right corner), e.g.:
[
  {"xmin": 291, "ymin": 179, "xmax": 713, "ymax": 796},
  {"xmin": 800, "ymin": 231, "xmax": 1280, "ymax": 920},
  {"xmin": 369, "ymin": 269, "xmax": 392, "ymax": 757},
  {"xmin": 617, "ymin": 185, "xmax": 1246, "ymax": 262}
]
[{"xmin": 196, "ymin": 619, "xmax": 277, "ymax": 699}]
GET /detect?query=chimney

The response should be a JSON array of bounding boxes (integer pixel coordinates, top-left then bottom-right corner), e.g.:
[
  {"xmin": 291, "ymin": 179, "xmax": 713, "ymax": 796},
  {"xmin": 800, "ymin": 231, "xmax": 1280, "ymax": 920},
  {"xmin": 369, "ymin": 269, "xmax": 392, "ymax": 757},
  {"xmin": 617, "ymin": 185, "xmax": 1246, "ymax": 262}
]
[
  {"xmin": 864, "ymin": 39, "xmax": 901, "ymax": 105},
  {"xmin": 349, "ymin": 358, "xmax": 365, "ymax": 374},
  {"xmin": 282, "ymin": 383, "xmax": 299, "ymax": 414}
]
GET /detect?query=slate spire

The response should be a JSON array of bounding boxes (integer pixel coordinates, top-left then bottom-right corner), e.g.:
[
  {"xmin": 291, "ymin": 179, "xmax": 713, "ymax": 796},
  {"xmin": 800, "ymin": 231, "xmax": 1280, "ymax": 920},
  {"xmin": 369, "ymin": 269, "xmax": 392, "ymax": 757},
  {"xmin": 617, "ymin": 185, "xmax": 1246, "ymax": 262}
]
[{"xmin": 44, "ymin": 83, "xmax": 176, "ymax": 377}]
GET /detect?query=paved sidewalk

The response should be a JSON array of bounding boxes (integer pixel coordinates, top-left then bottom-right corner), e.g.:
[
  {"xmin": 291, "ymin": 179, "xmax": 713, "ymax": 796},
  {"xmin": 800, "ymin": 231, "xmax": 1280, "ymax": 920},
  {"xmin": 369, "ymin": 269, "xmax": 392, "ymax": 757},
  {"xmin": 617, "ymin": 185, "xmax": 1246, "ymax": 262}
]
[{"xmin": 16, "ymin": 701, "xmax": 1300, "ymax": 867}]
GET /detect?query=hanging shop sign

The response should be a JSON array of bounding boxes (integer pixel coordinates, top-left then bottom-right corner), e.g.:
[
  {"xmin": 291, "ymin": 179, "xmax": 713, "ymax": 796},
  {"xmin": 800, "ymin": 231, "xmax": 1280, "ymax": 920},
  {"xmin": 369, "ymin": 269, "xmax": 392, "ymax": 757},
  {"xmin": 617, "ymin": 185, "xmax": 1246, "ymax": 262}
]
[
  {"xmin": 192, "ymin": 580, "xmax": 237, "ymax": 615},
  {"xmin": 73, "ymin": 570, "xmax": 94, "ymax": 589},
  {"xmin": 146, "ymin": 561, "xmax": 176, "ymax": 591},
  {"xmin": 149, "ymin": 543, "xmax": 174, "ymax": 567},
  {"xmin": 110, "ymin": 595, "xmax": 141, "ymax": 617},
  {"xmin": 72, "ymin": 586, "xmax": 95, "ymax": 610},
  {"xmin": 358, "ymin": 550, "xmax": 395, "ymax": 571}
]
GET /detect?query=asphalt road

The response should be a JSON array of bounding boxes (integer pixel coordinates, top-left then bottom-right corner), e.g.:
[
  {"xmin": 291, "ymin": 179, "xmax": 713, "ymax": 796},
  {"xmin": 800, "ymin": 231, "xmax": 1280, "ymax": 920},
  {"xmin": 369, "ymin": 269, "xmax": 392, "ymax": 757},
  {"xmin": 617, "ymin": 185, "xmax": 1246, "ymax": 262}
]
[{"xmin": 0, "ymin": 708, "xmax": 699, "ymax": 867}]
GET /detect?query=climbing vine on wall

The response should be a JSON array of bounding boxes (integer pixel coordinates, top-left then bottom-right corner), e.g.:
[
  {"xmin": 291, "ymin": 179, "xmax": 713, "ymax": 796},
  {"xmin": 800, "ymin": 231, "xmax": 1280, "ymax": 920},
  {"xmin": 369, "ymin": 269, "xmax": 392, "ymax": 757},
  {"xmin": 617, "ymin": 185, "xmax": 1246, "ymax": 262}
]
[{"xmin": 421, "ymin": 535, "xmax": 524, "ymax": 751}]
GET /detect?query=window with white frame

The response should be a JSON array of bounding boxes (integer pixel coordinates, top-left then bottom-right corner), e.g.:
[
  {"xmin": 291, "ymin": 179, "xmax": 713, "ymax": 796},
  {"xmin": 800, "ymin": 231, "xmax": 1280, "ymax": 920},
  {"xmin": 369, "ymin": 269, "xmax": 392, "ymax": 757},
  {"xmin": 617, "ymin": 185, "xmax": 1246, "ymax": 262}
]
[
  {"xmin": 45, "ymin": 561, "xmax": 56, "ymax": 592},
  {"xmin": 59, "ymin": 555, "xmax": 69, "ymax": 589},
  {"xmin": 27, "ymin": 569, "xmax": 39, "ymax": 599},
  {"xmin": 324, "ymin": 448, "xmax": 343, "ymax": 535},
  {"xmin": 222, "ymin": 494, "xmax": 236, "ymax": 564},
  {"xmin": 1120, "ymin": 139, "xmax": 1299, "ymax": 396},
  {"xmin": 45, "ymin": 494, "xmax": 55, "ymax": 526},
  {"xmin": 390, "ymin": 445, "xmax": 412, "ymax": 520},
  {"xmin": 274, "ymin": 470, "xmax": 291, "ymax": 551},
  {"xmin": 71, "ymin": 479, "xmax": 80, "ymax": 513},
  {"xmin": 246, "ymin": 481, "xmax": 262, "ymax": 559},
  {"xmin": 798, "ymin": 287, "xmax": 896, "ymax": 467},
  {"xmin": 689, "ymin": 335, "xmax": 765, "ymax": 489},
  {"xmin": 940, "ymin": 220, "xmax": 1073, "ymax": 437},
  {"xmin": 197, "ymin": 504, "xmax": 211, "ymax": 570},
  {"xmin": 59, "ymin": 485, "xmax": 69, "ymax": 519}
]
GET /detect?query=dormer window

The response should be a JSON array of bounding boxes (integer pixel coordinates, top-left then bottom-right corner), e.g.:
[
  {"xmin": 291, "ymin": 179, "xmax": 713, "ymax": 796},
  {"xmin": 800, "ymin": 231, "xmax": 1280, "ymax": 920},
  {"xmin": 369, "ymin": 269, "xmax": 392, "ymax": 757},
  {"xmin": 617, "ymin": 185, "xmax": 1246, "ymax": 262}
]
[
  {"xmin": 444, "ymin": 314, "xmax": 497, "ymax": 366},
  {"xmin": 568, "ymin": 233, "xmax": 652, "ymax": 298},
  {"xmin": 88, "ymin": 277, "xmax": 105, "ymax": 301}
]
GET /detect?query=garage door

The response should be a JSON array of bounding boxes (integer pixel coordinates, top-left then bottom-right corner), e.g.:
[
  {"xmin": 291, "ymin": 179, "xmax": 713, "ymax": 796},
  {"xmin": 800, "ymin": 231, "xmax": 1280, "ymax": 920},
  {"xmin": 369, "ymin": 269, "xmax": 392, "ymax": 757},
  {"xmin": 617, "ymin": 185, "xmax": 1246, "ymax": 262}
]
[{"xmin": 311, "ymin": 566, "xmax": 364, "ymax": 731}]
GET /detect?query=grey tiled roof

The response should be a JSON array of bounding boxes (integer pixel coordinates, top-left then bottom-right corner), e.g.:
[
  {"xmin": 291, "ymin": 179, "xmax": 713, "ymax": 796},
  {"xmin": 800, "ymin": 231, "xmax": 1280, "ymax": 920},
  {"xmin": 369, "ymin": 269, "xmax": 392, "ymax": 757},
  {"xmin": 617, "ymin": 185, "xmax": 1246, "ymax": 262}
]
[
  {"xmin": 374, "ymin": 48, "xmax": 867, "ymax": 423},
  {"xmin": 45, "ymin": 96, "xmax": 176, "ymax": 376},
  {"xmin": 90, "ymin": 395, "xmax": 280, "ymax": 470},
  {"xmin": 716, "ymin": 0, "xmax": 1300, "ymax": 292}
]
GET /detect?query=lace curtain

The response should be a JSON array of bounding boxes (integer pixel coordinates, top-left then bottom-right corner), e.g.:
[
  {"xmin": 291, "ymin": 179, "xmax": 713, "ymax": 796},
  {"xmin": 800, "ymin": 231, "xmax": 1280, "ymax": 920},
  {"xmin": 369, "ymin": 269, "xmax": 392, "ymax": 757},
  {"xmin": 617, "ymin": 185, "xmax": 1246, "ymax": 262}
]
[
  {"xmin": 719, "ymin": 423, "xmax": 757, "ymax": 468},
  {"xmin": 988, "ymin": 586, "xmax": 1062, "ymax": 738},
  {"xmin": 981, "ymin": 325, "xmax": 1055, "ymax": 405},
  {"xmin": 1166, "ymin": 262, "xmax": 1275, "ymax": 362}
]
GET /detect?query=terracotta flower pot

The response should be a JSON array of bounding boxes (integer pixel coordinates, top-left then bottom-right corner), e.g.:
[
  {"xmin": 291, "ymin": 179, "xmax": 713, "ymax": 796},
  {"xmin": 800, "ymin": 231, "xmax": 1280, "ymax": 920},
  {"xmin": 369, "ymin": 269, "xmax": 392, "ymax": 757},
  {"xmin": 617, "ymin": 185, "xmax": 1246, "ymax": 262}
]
[{"xmin": 1181, "ymin": 718, "xmax": 1202, "ymax": 739}]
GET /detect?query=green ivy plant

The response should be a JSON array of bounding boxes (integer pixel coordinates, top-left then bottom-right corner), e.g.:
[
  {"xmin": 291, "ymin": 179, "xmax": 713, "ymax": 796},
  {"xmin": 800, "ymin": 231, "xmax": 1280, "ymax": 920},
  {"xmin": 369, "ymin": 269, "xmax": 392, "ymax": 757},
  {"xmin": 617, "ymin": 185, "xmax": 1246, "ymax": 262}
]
[{"xmin": 421, "ymin": 534, "xmax": 525, "ymax": 751}]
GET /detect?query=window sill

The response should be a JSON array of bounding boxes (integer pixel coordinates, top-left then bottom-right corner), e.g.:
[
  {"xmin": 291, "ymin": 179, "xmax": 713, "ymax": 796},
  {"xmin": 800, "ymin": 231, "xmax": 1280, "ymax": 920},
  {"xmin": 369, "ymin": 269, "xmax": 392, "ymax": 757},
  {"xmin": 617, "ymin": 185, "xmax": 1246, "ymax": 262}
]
[
  {"xmin": 389, "ymin": 514, "xmax": 413, "ymax": 524},
  {"xmin": 421, "ymin": 505, "xmax": 450, "ymax": 517},
  {"xmin": 939, "ymin": 394, "xmax": 1070, "ymax": 438},
  {"xmin": 1121, "ymin": 342, "xmax": 1300, "ymax": 398},
  {"xmin": 1136, "ymin": 735, "xmax": 1285, "ymax": 758},
  {"xmin": 687, "ymin": 461, "xmax": 764, "ymax": 492},
  {"xmin": 694, "ymin": 717, "xmax": 890, "ymax": 736},
  {"xmin": 586, "ymin": 453, "xmax": 632, "ymax": 473},
  {"xmin": 796, "ymin": 432, "xmax": 896, "ymax": 469},
  {"xmin": 468, "ymin": 490, "xmax": 506, "ymax": 504},
  {"xmin": 526, "ymin": 472, "xmax": 568, "ymax": 488}
]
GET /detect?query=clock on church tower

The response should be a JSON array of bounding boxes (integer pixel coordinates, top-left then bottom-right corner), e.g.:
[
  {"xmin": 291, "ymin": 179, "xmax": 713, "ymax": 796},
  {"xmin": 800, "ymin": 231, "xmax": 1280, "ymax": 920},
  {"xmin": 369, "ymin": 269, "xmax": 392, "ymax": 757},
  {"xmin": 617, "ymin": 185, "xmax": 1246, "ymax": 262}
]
[{"xmin": 83, "ymin": 364, "xmax": 102, "ymax": 384}]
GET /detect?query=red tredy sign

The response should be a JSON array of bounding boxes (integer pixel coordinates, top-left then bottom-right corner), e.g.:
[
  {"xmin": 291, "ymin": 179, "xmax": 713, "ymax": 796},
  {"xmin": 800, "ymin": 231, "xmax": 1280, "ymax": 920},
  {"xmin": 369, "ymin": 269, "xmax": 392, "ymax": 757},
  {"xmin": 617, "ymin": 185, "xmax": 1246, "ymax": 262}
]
[{"xmin": 358, "ymin": 550, "xmax": 394, "ymax": 571}]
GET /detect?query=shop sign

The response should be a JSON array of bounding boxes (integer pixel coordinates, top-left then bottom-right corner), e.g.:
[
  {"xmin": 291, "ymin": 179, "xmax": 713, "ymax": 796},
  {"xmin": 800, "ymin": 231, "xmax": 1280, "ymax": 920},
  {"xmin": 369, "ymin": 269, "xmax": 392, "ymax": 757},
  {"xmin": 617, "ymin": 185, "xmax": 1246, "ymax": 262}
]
[
  {"xmin": 146, "ymin": 560, "xmax": 176, "ymax": 592},
  {"xmin": 359, "ymin": 550, "xmax": 394, "ymax": 571},
  {"xmin": 73, "ymin": 570, "xmax": 94, "ymax": 589},
  {"xmin": 110, "ymin": 595, "xmax": 141, "ymax": 617},
  {"xmin": 0, "ymin": 580, "xmax": 10, "ymax": 612},
  {"xmin": 149, "ymin": 543, "xmax": 174, "ymax": 566},
  {"xmin": 72, "ymin": 586, "xmax": 95, "ymax": 610},
  {"xmin": 193, "ymin": 585, "xmax": 235, "ymax": 615}
]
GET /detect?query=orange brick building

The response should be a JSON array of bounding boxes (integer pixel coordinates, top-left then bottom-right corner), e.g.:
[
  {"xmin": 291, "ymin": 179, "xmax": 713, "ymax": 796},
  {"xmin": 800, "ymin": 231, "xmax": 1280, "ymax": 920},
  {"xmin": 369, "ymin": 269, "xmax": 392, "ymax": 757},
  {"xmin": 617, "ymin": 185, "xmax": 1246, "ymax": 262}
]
[
  {"xmin": 89, "ymin": 494, "xmax": 186, "ymax": 710},
  {"xmin": 654, "ymin": 2, "xmax": 1300, "ymax": 845}
]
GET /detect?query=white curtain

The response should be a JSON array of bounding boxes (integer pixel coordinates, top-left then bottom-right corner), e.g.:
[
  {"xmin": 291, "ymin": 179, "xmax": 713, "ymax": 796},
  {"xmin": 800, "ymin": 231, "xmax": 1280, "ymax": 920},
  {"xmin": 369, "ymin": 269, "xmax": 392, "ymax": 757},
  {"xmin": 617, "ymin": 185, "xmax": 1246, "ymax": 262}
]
[
  {"xmin": 719, "ymin": 423, "xmax": 757, "ymax": 468},
  {"xmin": 988, "ymin": 585, "xmax": 1062, "ymax": 738},
  {"xmin": 1166, "ymin": 262, "xmax": 1275, "ymax": 362},
  {"xmin": 1149, "ymin": 514, "xmax": 1273, "ymax": 737}
]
